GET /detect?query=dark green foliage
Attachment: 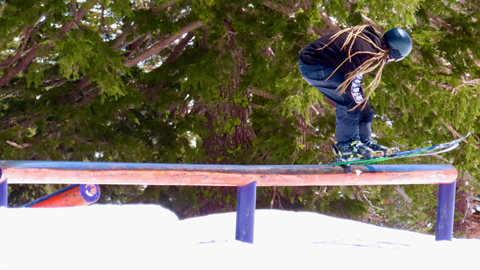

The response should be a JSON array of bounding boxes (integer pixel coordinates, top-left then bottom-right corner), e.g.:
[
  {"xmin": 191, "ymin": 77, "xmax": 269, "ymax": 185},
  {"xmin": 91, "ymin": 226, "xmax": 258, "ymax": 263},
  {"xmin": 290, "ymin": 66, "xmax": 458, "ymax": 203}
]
[{"xmin": 1, "ymin": 0, "xmax": 480, "ymax": 236}]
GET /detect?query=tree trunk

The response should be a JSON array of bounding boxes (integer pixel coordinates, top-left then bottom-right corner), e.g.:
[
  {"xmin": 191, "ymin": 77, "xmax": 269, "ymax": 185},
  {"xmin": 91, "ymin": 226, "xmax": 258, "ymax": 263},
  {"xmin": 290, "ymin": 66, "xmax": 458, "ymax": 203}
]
[{"xmin": 190, "ymin": 22, "xmax": 254, "ymax": 164}]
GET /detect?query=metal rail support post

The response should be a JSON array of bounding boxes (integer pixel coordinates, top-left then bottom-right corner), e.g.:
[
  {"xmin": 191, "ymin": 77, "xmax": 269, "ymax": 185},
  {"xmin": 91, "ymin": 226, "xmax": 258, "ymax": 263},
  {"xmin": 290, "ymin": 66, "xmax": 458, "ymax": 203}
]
[
  {"xmin": 235, "ymin": 181, "xmax": 257, "ymax": 243},
  {"xmin": 435, "ymin": 181, "xmax": 456, "ymax": 241},
  {"xmin": 0, "ymin": 179, "xmax": 6, "ymax": 208}
]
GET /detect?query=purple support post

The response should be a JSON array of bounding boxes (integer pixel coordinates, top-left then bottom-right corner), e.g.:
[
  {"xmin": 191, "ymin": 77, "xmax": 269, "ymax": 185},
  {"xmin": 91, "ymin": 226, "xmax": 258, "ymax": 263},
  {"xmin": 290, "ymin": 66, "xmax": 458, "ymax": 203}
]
[
  {"xmin": 235, "ymin": 181, "xmax": 257, "ymax": 244},
  {"xmin": 435, "ymin": 181, "xmax": 456, "ymax": 241},
  {"xmin": 0, "ymin": 167, "xmax": 6, "ymax": 207},
  {"xmin": 0, "ymin": 179, "xmax": 7, "ymax": 208}
]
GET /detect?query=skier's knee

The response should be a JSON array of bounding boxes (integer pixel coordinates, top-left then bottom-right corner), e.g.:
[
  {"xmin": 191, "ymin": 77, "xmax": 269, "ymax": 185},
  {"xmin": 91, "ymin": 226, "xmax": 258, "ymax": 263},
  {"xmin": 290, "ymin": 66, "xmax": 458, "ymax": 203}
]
[{"xmin": 365, "ymin": 110, "xmax": 374, "ymax": 123}]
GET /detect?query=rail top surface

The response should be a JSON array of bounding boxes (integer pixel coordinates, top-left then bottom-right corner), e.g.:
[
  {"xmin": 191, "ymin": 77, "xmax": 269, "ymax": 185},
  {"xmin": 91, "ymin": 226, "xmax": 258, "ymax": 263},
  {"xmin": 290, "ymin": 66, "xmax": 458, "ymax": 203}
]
[{"xmin": 0, "ymin": 161, "xmax": 457, "ymax": 186}]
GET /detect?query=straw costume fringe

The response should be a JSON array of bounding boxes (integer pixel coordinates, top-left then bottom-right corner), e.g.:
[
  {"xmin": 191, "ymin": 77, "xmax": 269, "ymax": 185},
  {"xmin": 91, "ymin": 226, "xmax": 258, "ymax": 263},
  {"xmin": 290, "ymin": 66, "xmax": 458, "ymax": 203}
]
[{"xmin": 316, "ymin": 25, "xmax": 390, "ymax": 111}]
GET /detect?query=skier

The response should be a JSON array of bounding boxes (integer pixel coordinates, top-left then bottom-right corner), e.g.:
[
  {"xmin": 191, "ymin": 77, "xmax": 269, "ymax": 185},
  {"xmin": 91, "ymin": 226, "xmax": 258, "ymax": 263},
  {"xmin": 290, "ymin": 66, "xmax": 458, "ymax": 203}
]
[{"xmin": 298, "ymin": 25, "xmax": 412, "ymax": 160}]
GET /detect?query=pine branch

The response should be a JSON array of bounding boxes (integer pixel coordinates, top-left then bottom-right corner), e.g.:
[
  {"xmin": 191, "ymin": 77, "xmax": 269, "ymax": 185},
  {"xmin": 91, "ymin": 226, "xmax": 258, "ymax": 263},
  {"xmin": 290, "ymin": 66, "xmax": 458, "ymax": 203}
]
[
  {"xmin": 176, "ymin": 12, "xmax": 190, "ymax": 20},
  {"xmin": 452, "ymin": 79, "xmax": 480, "ymax": 94},
  {"xmin": 17, "ymin": 116, "xmax": 39, "ymax": 129},
  {"xmin": 99, "ymin": 4, "xmax": 105, "ymax": 33},
  {"xmin": 123, "ymin": 35, "xmax": 150, "ymax": 58},
  {"xmin": 355, "ymin": 186, "xmax": 384, "ymax": 210},
  {"xmin": 310, "ymin": 188, "xmax": 323, "ymax": 209},
  {"xmin": 73, "ymin": 135, "xmax": 93, "ymax": 145},
  {"xmin": 0, "ymin": 26, "xmax": 34, "ymax": 70},
  {"xmin": 57, "ymin": 0, "xmax": 98, "ymax": 39},
  {"xmin": 261, "ymin": 33, "xmax": 281, "ymax": 59},
  {"xmin": 426, "ymin": 79, "xmax": 454, "ymax": 91},
  {"xmin": 269, "ymin": 186, "xmax": 277, "ymax": 209},
  {"xmin": 444, "ymin": 123, "xmax": 464, "ymax": 139},
  {"xmin": 123, "ymin": 20, "xmax": 204, "ymax": 67},
  {"xmin": 262, "ymin": 1, "xmax": 297, "ymax": 16},
  {"xmin": 0, "ymin": 0, "xmax": 99, "ymax": 89},
  {"xmin": 152, "ymin": 0, "xmax": 178, "ymax": 14},
  {"xmin": 113, "ymin": 1, "xmax": 179, "ymax": 50},
  {"xmin": 361, "ymin": 14, "xmax": 384, "ymax": 32},
  {"xmin": 82, "ymin": 30, "xmax": 194, "ymax": 93},
  {"xmin": 441, "ymin": 0, "xmax": 471, "ymax": 15},
  {"xmin": 222, "ymin": 20, "xmax": 236, "ymax": 46},
  {"xmin": 443, "ymin": 123, "xmax": 480, "ymax": 151},
  {"xmin": 248, "ymin": 87, "xmax": 280, "ymax": 100},
  {"xmin": 394, "ymin": 186, "xmax": 412, "ymax": 204},
  {"xmin": 165, "ymin": 31, "xmax": 194, "ymax": 63},
  {"xmin": 319, "ymin": 10, "xmax": 341, "ymax": 32},
  {"xmin": 6, "ymin": 140, "xmax": 32, "ymax": 149},
  {"xmin": 0, "ymin": 43, "xmax": 41, "ymax": 88},
  {"xmin": 112, "ymin": 25, "xmax": 138, "ymax": 49},
  {"xmin": 426, "ymin": 11, "xmax": 452, "ymax": 31},
  {"xmin": 44, "ymin": 79, "xmax": 68, "ymax": 89},
  {"xmin": 311, "ymin": 10, "xmax": 341, "ymax": 36},
  {"xmin": 77, "ymin": 75, "xmax": 91, "ymax": 91},
  {"xmin": 0, "ymin": 87, "xmax": 18, "ymax": 100}
]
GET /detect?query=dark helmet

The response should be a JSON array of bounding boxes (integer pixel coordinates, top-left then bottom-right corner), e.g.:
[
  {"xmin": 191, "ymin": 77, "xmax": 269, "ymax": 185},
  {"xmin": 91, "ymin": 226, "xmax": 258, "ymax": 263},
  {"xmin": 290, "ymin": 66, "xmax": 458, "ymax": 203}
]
[{"xmin": 383, "ymin": 28, "xmax": 412, "ymax": 61}]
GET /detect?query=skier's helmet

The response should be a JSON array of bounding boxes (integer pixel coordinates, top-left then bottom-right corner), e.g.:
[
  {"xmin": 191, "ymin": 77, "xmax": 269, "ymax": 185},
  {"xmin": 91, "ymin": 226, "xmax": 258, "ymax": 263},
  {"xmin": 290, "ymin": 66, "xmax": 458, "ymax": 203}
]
[{"xmin": 383, "ymin": 28, "xmax": 412, "ymax": 61}]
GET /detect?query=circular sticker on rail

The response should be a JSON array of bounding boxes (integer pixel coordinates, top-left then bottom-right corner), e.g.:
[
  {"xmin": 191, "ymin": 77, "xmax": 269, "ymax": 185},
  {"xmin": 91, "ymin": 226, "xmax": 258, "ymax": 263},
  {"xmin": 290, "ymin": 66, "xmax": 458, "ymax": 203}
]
[{"xmin": 79, "ymin": 184, "xmax": 101, "ymax": 203}]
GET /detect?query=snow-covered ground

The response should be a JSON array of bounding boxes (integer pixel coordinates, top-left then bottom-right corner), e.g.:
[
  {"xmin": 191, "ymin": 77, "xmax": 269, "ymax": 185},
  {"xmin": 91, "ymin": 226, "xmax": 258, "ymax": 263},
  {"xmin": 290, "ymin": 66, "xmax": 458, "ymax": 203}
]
[{"xmin": 1, "ymin": 205, "xmax": 478, "ymax": 270}]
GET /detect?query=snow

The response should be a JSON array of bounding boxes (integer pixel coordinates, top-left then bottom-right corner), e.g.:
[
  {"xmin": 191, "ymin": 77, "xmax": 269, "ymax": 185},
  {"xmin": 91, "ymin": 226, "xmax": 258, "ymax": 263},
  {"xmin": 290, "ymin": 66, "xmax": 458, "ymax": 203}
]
[{"xmin": 0, "ymin": 205, "xmax": 478, "ymax": 270}]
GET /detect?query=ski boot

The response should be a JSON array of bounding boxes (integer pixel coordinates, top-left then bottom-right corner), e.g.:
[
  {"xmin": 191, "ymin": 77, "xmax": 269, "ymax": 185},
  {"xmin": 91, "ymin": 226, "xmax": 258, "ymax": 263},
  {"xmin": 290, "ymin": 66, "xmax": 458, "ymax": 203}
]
[
  {"xmin": 363, "ymin": 138, "xmax": 399, "ymax": 157},
  {"xmin": 332, "ymin": 140, "xmax": 383, "ymax": 162}
]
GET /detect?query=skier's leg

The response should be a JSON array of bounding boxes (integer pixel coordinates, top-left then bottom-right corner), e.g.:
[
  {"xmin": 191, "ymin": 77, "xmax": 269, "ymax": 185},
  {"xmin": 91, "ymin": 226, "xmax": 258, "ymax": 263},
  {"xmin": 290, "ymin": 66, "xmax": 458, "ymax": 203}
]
[
  {"xmin": 334, "ymin": 85, "xmax": 377, "ymax": 158},
  {"xmin": 299, "ymin": 59, "xmax": 373, "ymax": 158},
  {"xmin": 335, "ymin": 103, "xmax": 361, "ymax": 145},
  {"xmin": 299, "ymin": 59, "xmax": 362, "ymax": 141},
  {"xmin": 334, "ymin": 104, "xmax": 375, "ymax": 159},
  {"xmin": 359, "ymin": 111, "xmax": 374, "ymax": 143},
  {"xmin": 359, "ymin": 122, "xmax": 372, "ymax": 143},
  {"xmin": 359, "ymin": 109, "xmax": 399, "ymax": 155}
]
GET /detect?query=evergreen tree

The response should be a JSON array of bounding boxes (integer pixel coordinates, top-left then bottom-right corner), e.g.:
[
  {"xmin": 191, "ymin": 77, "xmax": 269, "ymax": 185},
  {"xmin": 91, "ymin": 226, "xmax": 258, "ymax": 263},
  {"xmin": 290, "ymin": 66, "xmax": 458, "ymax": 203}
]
[{"xmin": 1, "ymin": 0, "xmax": 479, "ymax": 236}]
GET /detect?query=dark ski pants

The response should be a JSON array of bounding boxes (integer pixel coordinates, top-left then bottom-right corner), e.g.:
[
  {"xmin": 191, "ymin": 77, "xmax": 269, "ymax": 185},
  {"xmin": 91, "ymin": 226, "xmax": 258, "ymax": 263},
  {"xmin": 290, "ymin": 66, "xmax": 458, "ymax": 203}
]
[{"xmin": 298, "ymin": 59, "xmax": 373, "ymax": 146}]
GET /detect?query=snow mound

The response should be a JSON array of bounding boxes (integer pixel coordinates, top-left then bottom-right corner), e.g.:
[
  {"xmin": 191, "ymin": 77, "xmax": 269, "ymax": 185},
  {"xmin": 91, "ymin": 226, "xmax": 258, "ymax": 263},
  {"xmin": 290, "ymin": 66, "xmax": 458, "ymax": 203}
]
[{"xmin": 0, "ymin": 205, "xmax": 478, "ymax": 270}]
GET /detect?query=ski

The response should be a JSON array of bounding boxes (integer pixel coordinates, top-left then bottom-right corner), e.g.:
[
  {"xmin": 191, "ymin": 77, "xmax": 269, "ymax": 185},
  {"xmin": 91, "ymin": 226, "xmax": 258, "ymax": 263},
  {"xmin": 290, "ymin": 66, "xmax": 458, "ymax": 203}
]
[{"xmin": 330, "ymin": 132, "xmax": 471, "ymax": 166}]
